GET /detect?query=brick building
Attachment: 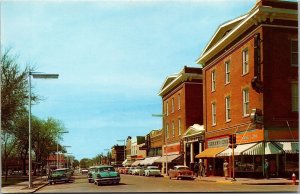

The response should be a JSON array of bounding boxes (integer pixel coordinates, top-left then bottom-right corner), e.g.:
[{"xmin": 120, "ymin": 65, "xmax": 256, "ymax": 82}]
[
  {"xmin": 157, "ymin": 66, "xmax": 203, "ymax": 173},
  {"xmin": 196, "ymin": 0, "xmax": 298, "ymax": 178},
  {"xmin": 111, "ymin": 145, "xmax": 126, "ymax": 167}
]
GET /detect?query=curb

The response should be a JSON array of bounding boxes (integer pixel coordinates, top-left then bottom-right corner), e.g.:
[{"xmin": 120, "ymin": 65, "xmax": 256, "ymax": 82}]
[{"xmin": 31, "ymin": 182, "xmax": 49, "ymax": 193}]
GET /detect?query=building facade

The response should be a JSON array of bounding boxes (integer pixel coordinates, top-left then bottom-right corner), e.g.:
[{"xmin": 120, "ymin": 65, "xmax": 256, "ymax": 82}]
[
  {"xmin": 111, "ymin": 145, "xmax": 126, "ymax": 167},
  {"xmin": 158, "ymin": 66, "xmax": 203, "ymax": 173},
  {"xmin": 196, "ymin": 0, "xmax": 298, "ymax": 177}
]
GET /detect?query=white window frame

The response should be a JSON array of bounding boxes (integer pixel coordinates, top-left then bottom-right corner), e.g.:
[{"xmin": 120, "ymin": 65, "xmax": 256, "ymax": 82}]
[
  {"xmin": 171, "ymin": 98, "xmax": 174, "ymax": 113},
  {"xmin": 166, "ymin": 101, "xmax": 169, "ymax": 116},
  {"xmin": 291, "ymin": 40, "xmax": 298, "ymax": 66},
  {"xmin": 211, "ymin": 70, "xmax": 216, "ymax": 92},
  {"xmin": 243, "ymin": 88, "xmax": 250, "ymax": 116},
  {"xmin": 292, "ymin": 82, "xmax": 298, "ymax": 112},
  {"xmin": 212, "ymin": 102, "xmax": 216, "ymax": 126},
  {"xmin": 178, "ymin": 94, "xmax": 181, "ymax": 110},
  {"xmin": 166, "ymin": 123, "xmax": 169, "ymax": 139},
  {"xmin": 178, "ymin": 118, "xmax": 181, "ymax": 135},
  {"xmin": 242, "ymin": 48, "xmax": 249, "ymax": 75},
  {"xmin": 172, "ymin": 121, "xmax": 175, "ymax": 137},
  {"xmin": 225, "ymin": 96, "xmax": 231, "ymax": 121},
  {"xmin": 225, "ymin": 60, "xmax": 230, "ymax": 84}
]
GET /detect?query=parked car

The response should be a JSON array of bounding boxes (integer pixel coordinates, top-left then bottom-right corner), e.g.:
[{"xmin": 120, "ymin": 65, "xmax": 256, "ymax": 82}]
[
  {"xmin": 88, "ymin": 166, "xmax": 97, "ymax": 183},
  {"xmin": 127, "ymin": 167, "xmax": 136, "ymax": 175},
  {"xmin": 144, "ymin": 166, "xmax": 161, "ymax": 177},
  {"xmin": 48, "ymin": 168, "xmax": 73, "ymax": 184},
  {"xmin": 123, "ymin": 167, "xmax": 129, "ymax": 174},
  {"xmin": 168, "ymin": 165, "xmax": 194, "ymax": 180},
  {"xmin": 92, "ymin": 165, "xmax": 120, "ymax": 186},
  {"xmin": 81, "ymin": 168, "xmax": 89, "ymax": 174},
  {"xmin": 139, "ymin": 166, "xmax": 147, "ymax": 176},
  {"xmin": 131, "ymin": 166, "xmax": 142, "ymax": 175},
  {"xmin": 117, "ymin": 167, "xmax": 126, "ymax": 174}
]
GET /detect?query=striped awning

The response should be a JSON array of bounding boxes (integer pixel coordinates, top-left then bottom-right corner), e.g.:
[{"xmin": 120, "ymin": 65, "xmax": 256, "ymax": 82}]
[
  {"xmin": 274, "ymin": 142, "xmax": 299, "ymax": 154},
  {"xmin": 217, "ymin": 143, "xmax": 257, "ymax": 157},
  {"xmin": 195, "ymin": 147, "xmax": 226, "ymax": 158},
  {"xmin": 131, "ymin": 160, "xmax": 143, "ymax": 166},
  {"xmin": 242, "ymin": 142, "xmax": 282, "ymax": 155},
  {"xmin": 154, "ymin": 154, "xmax": 181, "ymax": 163},
  {"xmin": 140, "ymin": 156, "xmax": 161, "ymax": 165}
]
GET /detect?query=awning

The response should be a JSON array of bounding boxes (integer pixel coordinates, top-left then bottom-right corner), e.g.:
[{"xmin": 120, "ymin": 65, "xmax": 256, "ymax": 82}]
[
  {"xmin": 242, "ymin": 142, "xmax": 282, "ymax": 155},
  {"xmin": 154, "ymin": 154, "xmax": 181, "ymax": 163},
  {"xmin": 195, "ymin": 147, "xmax": 226, "ymax": 158},
  {"xmin": 275, "ymin": 142, "xmax": 299, "ymax": 154},
  {"xmin": 140, "ymin": 156, "xmax": 161, "ymax": 165},
  {"xmin": 131, "ymin": 160, "xmax": 143, "ymax": 166},
  {"xmin": 122, "ymin": 159, "xmax": 133, "ymax": 166},
  {"xmin": 217, "ymin": 143, "xmax": 257, "ymax": 157}
]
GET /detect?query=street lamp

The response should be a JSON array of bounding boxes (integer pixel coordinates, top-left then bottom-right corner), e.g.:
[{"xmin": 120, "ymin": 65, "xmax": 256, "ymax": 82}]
[
  {"xmin": 28, "ymin": 72, "xmax": 59, "ymax": 188},
  {"xmin": 56, "ymin": 131, "xmax": 69, "ymax": 169},
  {"xmin": 66, "ymin": 153, "xmax": 73, "ymax": 169},
  {"xmin": 117, "ymin": 139, "xmax": 126, "ymax": 162},
  {"xmin": 60, "ymin": 145, "xmax": 71, "ymax": 168}
]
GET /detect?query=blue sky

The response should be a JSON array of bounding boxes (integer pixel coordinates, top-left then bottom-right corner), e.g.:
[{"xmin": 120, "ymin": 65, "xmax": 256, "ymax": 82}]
[{"xmin": 2, "ymin": 0, "xmax": 256, "ymax": 160}]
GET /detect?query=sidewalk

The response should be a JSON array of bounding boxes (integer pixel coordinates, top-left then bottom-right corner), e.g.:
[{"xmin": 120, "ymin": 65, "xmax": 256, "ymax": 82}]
[
  {"xmin": 1, "ymin": 176, "xmax": 49, "ymax": 193},
  {"xmin": 163, "ymin": 175, "xmax": 299, "ymax": 185}
]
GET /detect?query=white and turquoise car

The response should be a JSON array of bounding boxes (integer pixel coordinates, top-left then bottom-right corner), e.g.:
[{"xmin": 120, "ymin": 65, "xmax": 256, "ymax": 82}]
[
  {"xmin": 144, "ymin": 166, "xmax": 161, "ymax": 177},
  {"xmin": 92, "ymin": 165, "xmax": 120, "ymax": 186}
]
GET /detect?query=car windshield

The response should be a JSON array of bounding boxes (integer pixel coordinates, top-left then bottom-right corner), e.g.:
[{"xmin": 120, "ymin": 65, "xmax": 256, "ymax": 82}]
[
  {"xmin": 99, "ymin": 167, "xmax": 115, "ymax": 172},
  {"xmin": 177, "ymin": 167, "xmax": 189, "ymax": 170}
]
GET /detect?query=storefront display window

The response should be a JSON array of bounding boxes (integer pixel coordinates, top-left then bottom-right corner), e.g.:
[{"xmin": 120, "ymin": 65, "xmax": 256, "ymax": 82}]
[{"xmin": 286, "ymin": 154, "xmax": 299, "ymax": 172}]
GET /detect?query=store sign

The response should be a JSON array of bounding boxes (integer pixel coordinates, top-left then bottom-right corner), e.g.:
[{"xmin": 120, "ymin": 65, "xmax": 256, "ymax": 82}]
[
  {"xmin": 185, "ymin": 135, "xmax": 205, "ymax": 143},
  {"xmin": 163, "ymin": 143, "xmax": 180, "ymax": 155},
  {"xmin": 236, "ymin": 130, "xmax": 264, "ymax": 144},
  {"xmin": 207, "ymin": 137, "xmax": 228, "ymax": 148}
]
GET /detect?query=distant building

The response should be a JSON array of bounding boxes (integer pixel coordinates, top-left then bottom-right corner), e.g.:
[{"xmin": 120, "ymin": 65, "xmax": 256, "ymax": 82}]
[
  {"xmin": 158, "ymin": 66, "xmax": 203, "ymax": 173},
  {"xmin": 111, "ymin": 145, "xmax": 126, "ymax": 167},
  {"xmin": 196, "ymin": 0, "xmax": 298, "ymax": 177}
]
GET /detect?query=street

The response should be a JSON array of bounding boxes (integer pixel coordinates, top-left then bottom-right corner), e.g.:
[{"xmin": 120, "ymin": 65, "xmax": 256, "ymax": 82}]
[{"xmin": 36, "ymin": 174, "xmax": 299, "ymax": 193}]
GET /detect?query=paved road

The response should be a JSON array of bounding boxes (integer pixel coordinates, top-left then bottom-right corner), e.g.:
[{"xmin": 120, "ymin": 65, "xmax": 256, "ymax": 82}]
[{"xmin": 36, "ymin": 174, "xmax": 299, "ymax": 193}]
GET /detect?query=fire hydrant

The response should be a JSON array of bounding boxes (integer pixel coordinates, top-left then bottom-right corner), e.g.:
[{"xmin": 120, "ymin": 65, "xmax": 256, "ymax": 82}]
[{"xmin": 292, "ymin": 173, "xmax": 296, "ymax": 185}]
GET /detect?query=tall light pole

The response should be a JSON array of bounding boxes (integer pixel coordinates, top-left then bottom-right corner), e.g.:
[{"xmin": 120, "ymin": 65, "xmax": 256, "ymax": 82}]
[
  {"xmin": 117, "ymin": 139, "xmax": 126, "ymax": 162},
  {"xmin": 28, "ymin": 72, "xmax": 59, "ymax": 188},
  {"xmin": 60, "ymin": 145, "xmax": 71, "ymax": 168},
  {"xmin": 57, "ymin": 131, "xmax": 69, "ymax": 169},
  {"xmin": 66, "ymin": 153, "xmax": 73, "ymax": 169}
]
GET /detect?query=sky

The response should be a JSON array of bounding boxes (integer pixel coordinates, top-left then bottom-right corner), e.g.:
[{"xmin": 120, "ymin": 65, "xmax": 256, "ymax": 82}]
[{"xmin": 2, "ymin": 0, "xmax": 256, "ymax": 160}]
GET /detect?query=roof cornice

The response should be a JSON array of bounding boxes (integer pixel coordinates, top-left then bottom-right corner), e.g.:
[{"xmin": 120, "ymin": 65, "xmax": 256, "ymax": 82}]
[{"xmin": 196, "ymin": 5, "xmax": 298, "ymax": 66}]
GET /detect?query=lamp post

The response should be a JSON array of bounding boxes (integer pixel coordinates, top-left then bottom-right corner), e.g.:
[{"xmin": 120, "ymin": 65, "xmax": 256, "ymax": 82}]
[
  {"xmin": 151, "ymin": 114, "xmax": 167, "ymax": 174},
  {"xmin": 60, "ymin": 145, "xmax": 71, "ymax": 168},
  {"xmin": 28, "ymin": 72, "xmax": 59, "ymax": 189},
  {"xmin": 56, "ymin": 131, "xmax": 69, "ymax": 169},
  {"xmin": 117, "ymin": 139, "xmax": 126, "ymax": 162},
  {"xmin": 66, "ymin": 153, "xmax": 73, "ymax": 169}
]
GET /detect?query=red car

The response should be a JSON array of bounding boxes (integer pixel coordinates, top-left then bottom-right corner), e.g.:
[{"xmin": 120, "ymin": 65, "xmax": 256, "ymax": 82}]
[
  {"xmin": 168, "ymin": 165, "xmax": 194, "ymax": 180},
  {"xmin": 117, "ymin": 167, "xmax": 126, "ymax": 174},
  {"xmin": 123, "ymin": 167, "xmax": 130, "ymax": 174}
]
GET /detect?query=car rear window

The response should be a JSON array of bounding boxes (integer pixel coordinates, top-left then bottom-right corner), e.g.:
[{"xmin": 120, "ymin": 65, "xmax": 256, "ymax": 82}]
[{"xmin": 99, "ymin": 167, "xmax": 115, "ymax": 172}]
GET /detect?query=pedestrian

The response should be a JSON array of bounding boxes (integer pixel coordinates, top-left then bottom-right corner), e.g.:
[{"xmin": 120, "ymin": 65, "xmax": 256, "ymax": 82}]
[
  {"xmin": 199, "ymin": 161, "xmax": 206, "ymax": 177},
  {"xmin": 223, "ymin": 159, "xmax": 229, "ymax": 180},
  {"xmin": 264, "ymin": 158, "xmax": 270, "ymax": 179},
  {"xmin": 194, "ymin": 162, "xmax": 199, "ymax": 177}
]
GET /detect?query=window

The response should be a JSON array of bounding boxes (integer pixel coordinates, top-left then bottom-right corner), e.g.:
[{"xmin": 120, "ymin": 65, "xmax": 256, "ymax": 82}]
[
  {"xmin": 212, "ymin": 102, "xmax": 216, "ymax": 126},
  {"xmin": 225, "ymin": 60, "xmax": 230, "ymax": 84},
  {"xmin": 242, "ymin": 48, "xmax": 249, "ymax": 75},
  {"xmin": 171, "ymin": 98, "xmax": 174, "ymax": 113},
  {"xmin": 166, "ymin": 123, "xmax": 169, "ymax": 139},
  {"xmin": 172, "ymin": 121, "xmax": 175, "ymax": 137},
  {"xmin": 166, "ymin": 101, "xmax": 169, "ymax": 116},
  {"xmin": 292, "ymin": 82, "xmax": 298, "ymax": 112},
  {"xmin": 178, "ymin": 118, "xmax": 181, "ymax": 135},
  {"xmin": 211, "ymin": 70, "xmax": 216, "ymax": 91},
  {"xmin": 178, "ymin": 94, "xmax": 181, "ymax": 110},
  {"xmin": 243, "ymin": 89, "xmax": 250, "ymax": 116},
  {"xmin": 225, "ymin": 96, "xmax": 231, "ymax": 121},
  {"xmin": 291, "ymin": 40, "xmax": 298, "ymax": 66}
]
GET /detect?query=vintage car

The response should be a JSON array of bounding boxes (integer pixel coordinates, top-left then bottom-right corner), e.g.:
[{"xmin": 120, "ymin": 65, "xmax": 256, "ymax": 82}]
[
  {"xmin": 92, "ymin": 165, "xmax": 120, "ymax": 186},
  {"xmin": 117, "ymin": 167, "xmax": 126, "ymax": 174},
  {"xmin": 131, "ymin": 166, "xmax": 142, "ymax": 175},
  {"xmin": 123, "ymin": 167, "xmax": 129, "ymax": 174},
  {"xmin": 144, "ymin": 166, "xmax": 161, "ymax": 177},
  {"xmin": 168, "ymin": 165, "xmax": 194, "ymax": 180},
  {"xmin": 87, "ymin": 166, "xmax": 97, "ymax": 183},
  {"xmin": 127, "ymin": 167, "xmax": 136, "ymax": 175},
  {"xmin": 138, "ymin": 166, "xmax": 146, "ymax": 176},
  {"xmin": 48, "ymin": 168, "xmax": 73, "ymax": 184}
]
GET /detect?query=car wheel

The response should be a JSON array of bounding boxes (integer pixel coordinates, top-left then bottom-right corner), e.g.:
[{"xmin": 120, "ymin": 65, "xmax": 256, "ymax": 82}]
[
  {"xmin": 169, "ymin": 176, "xmax": 171, "ymax": 179},
  {"xmin": 97, "ymin": 181, "xmax": 101, "ymax": 186}
]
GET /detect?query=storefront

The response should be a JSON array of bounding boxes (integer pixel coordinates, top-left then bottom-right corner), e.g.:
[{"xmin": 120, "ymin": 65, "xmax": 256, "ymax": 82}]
[
  {"xmin": 182, "ymin": 124, "xmax": 205, "ymax": 170},
  {"xmin": 159, "ymin": 142, "xmax": 183, "ymax": 174}
]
